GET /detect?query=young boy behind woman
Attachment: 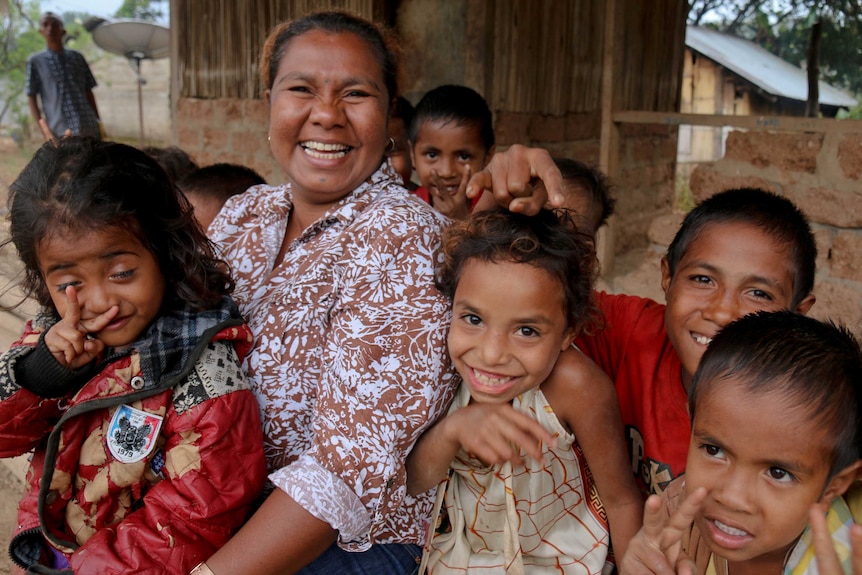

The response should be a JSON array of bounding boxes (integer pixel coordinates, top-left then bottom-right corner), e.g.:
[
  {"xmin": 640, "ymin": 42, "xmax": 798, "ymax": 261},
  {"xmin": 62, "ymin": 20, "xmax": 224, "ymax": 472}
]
[
  {"xmin": 409, "ymin": 84, "xmax": 495, "ymax": 220},
  {"xmin": 408, "ymin": 208, "xmax": 642, "ymax": 573},
  {"xmin": 0, "ymin": 137, "xmax": 266, "ymax": 573},
  {"xmin": 622, "ymin": 310, "xmax": 862, "ymax": 575}
]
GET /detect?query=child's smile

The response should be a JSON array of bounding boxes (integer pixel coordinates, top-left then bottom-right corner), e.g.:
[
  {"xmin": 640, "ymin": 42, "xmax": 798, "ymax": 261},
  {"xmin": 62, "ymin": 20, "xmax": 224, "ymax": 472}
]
[{"xmin": 448, "ymin": 259, "xmax": 574, "ymax": 405}]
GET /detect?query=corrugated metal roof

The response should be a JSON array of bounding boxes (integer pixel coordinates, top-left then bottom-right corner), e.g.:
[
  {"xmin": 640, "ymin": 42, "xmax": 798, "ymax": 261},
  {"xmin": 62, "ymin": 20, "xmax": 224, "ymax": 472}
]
[{"xmin": 686, "ymin": 25, "xmax": 857, "ymax": 108}]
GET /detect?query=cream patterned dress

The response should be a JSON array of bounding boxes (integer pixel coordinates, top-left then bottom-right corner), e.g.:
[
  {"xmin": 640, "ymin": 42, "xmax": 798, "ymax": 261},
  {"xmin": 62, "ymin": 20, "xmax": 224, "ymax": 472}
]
[
  {"xmin": 210, "ymin": 163, "xmax": 458, "ymax": 551},
  {"xmin": 423, "ymin": 384, "xmax": 613, "ymax": 574}
]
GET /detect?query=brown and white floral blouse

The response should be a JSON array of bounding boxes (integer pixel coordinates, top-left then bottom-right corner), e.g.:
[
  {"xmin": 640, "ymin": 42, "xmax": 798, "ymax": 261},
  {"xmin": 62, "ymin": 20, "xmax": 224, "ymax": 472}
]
[{"xmin": 210, "ymin": 163, "xmax": 458, "ymax": 551}]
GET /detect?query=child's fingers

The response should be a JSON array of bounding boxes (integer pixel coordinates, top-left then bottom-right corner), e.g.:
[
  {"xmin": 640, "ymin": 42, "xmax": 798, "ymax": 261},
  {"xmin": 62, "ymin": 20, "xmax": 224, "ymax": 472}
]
[
  {"xmin": 675, "ymin": 551, "xmax": 697, "ymax": 575},
  {"xmin": 61, "ymin": 286, "xmax": 82, "ymax": 328},
  {"xmin": 79, "ymin": 305, "xmax": 120, "ymax": 335},
  {"xmin": 658, "ymin": 487, "xmax": 706, "ymax": 549},
  {"xmin": 810, "ymin": 503, "xmax": 843, "ymax": 575},
  {"xmin": 457, "ymin": 164, "xmax": 471, "ymax": 194},
  {"xmin": 465, "ymin": 168, "xmax": 492, "ymax": 199},
  {"xmin": 850, "ymin": 524, "xmax": 862, "ymax": 574}
]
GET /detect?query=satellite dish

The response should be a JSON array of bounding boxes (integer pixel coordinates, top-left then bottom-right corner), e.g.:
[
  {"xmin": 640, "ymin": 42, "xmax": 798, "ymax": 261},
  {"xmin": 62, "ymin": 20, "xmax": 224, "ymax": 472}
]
[{"xmin": 91, "ymin": 20, "xmax": 170, "ymax": 145}]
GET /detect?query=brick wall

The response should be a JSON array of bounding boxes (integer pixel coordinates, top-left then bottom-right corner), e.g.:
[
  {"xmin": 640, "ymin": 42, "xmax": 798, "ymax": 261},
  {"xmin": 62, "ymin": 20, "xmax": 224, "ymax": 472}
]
[
  {"xmin": 176, "ymin": 97, "xmax": 282, "ymax": 184},
  {"xmin": 689, "ymin": 130, "xmax": 862, "ymax": 334}
]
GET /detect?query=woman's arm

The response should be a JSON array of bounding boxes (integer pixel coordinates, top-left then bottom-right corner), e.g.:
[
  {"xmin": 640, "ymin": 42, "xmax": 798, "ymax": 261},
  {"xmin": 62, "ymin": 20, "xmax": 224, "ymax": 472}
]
[
  {"xmin": 543, "ymin": 349, "xmax": 644, "ymax": 561},
  {"xmin": 205, "ymin": 489, "xmax": 336, "ymax": 575}
]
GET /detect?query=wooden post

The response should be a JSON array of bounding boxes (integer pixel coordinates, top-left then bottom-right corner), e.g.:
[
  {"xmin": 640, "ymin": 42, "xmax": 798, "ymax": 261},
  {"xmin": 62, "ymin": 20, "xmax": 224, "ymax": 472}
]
[
  {"xmin": 806, "ymin": 20, "xmax": 822, "ymax": 118},
  {"xmin": 598, "ymin": 0, "xmax": 622, "ymax": 276}
]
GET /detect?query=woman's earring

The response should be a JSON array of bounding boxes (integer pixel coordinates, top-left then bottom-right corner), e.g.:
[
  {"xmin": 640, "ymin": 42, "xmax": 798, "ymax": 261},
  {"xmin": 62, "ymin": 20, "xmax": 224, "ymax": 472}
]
[
  {"xmin": 385, "ymin": 137, "xmax": 396, "ymax": 154},
  {"xmin": 267, "ymin": 134, "xmax": 271, "ymax": 142}
]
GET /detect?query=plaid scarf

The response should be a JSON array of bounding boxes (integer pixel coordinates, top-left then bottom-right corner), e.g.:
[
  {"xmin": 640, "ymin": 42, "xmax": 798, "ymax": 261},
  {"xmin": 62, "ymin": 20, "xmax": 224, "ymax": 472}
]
[{"xmin": 35, "ymin": 296, "xmax": 243, "ymax": 389}]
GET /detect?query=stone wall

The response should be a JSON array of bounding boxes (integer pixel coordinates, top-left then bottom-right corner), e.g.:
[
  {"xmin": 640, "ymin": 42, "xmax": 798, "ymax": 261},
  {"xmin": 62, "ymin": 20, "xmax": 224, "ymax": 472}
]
[
  {"xmin": 689, "ymin": 130, "xmax": 862, "ymax": 334},
  {"xmin": 176, "ymin": 97, "xmax": 282, "ymax": 183}
]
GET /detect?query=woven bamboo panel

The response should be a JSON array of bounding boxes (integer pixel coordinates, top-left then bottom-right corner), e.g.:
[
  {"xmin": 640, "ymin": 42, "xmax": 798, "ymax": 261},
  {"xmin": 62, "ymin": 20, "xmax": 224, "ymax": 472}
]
[{"xmin": 176, "ymin": 0, "xmax": 381, "ymax": 99}]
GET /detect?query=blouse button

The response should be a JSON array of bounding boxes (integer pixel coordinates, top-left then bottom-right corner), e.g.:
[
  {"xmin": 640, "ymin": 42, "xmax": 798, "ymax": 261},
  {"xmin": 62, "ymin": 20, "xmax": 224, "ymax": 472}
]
[{"xmin": 130, "ymin": 376, "xmax": 145, "ymax": 390}]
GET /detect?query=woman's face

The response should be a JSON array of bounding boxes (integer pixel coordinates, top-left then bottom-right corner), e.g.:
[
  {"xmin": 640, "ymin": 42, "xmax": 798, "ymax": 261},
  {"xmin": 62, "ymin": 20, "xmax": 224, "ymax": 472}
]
[{"xmin": 266, "ymin": 29, "xmax": 390, "ymax": 206}]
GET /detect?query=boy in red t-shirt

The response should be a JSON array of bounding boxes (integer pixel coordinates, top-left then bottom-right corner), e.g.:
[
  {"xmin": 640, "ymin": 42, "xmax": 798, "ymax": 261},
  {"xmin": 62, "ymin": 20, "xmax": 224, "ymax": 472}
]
[{"xmin": 562, "ymin": 188, "xmax": 816, "ymax": 495}]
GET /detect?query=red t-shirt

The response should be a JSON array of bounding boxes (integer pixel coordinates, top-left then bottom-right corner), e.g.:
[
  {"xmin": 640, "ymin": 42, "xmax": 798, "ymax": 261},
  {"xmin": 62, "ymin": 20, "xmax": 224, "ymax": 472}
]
[{"xmin": 576, "ymin": 291, "xmax": 690, "ymax": 495}]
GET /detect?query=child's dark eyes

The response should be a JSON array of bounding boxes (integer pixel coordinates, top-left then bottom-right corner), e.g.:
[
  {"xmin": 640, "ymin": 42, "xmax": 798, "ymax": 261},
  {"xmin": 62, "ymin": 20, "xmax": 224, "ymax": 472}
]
[
  {"xmin": 458, "ymin": 153, "xmax": 473, "ymax": 162},
  {"xmin": 345, "ymin": 90, "xmax": 370, "ymax": 98},
  {"xmin": 766, "ymin": 467, "xmax": 795, "ymax": 483},
  {"xmin": 690, "ymin": 275, "xmax": 712, "ymax": 285},
  {"xmin": 461, "ymin": 313, "xmax": 482, "ymax": 326},
  {"xmin": 700, "ymin": 443, "xmax": 724, "ymax": 458},
  {"xmin": 56, "ymin": 281, "xmax": 80, "ymax": 293},
  {"xmin": 749, "ymin": 289, "xmax": 774, "ymax": 301},
  {"xmin": 110, "ymin": 269, "xmax": 135, "ymax": 281},
  {"xmin": 423, "ymin": 151, "xmax": 439, "ymax": 160},
  {"xmin": 516, "ymin": 326, "xmax": 539, "ymax": 337}
]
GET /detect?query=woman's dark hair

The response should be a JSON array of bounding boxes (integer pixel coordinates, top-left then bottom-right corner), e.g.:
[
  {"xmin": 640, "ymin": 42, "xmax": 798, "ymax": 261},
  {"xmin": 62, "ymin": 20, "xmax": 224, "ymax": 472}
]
[
  {"xmin": 437, "ymin": 207, "xmax": 600, "ymax": 335},
  {"xmin": 260, "ymin": 10, "xmax": 399, "ymax": 102},
  {"xmin": 6, "ymin": 136, "xmax": 234, "ymax": 312},
  {"xmin": 691, "ymin": 310, "xmax": 862, "ymax": 477}
]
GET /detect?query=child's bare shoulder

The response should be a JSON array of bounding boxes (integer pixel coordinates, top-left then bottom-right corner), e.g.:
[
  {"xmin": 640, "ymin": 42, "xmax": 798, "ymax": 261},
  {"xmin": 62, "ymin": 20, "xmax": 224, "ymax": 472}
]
[{"xmin": 542, "ymin": 346, "xmax": 617, "ymax": 424}]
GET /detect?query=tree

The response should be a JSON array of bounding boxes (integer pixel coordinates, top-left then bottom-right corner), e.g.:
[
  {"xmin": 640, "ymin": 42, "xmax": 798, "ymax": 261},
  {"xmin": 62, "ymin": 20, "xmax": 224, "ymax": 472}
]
[
  {"xmin": 0, "ymin": 0, "xmax": 43, "ymax": 137},
  {"xmin": 0, "ymin": 0, "xmax": 102, "ymax": 139},
  {"xmin": 688, "ymin": 1, "xmax": 862, "ymax": 96},
  {"xmin": 113, "ymin": 0, "xmax": 167, "ymax": 21}
]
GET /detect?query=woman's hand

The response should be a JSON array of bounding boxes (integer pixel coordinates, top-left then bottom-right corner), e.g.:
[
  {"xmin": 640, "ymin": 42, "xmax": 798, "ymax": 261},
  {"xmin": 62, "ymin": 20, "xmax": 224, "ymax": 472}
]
[
  {"xmin": 44, "ymin": 286, "xmax": 117, "ymax": 368},
  {"xmin": 467, "ymin": 145, "xmax": 565, "ymax": 215},
  {"xmin": 810, "ymin": 502, "xmax": 862, "ymax": 575},
  {"xmin": 620, "ymin": 487, "xmax": 707, "ymax": 575}
]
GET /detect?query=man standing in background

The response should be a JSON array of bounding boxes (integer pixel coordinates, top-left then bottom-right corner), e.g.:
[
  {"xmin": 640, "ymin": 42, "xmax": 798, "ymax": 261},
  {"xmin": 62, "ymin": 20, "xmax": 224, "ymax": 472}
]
[{"xmin": 26, "ymin": 12, "xmax": 101, "ymax": 141}]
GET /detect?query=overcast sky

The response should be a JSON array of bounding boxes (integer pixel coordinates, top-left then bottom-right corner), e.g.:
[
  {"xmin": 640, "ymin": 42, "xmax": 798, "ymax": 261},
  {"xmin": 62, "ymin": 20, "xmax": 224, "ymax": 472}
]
[{"xmin": 41, "ymin": 0, "xmax": 169, "ymax": 23}]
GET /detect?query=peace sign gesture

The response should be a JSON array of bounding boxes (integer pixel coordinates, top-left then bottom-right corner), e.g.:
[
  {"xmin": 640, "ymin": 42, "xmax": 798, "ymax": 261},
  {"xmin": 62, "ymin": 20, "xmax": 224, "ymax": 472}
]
[{"xmin": 44, "ymin": 285, "xmax": 118, "ymax": 368}]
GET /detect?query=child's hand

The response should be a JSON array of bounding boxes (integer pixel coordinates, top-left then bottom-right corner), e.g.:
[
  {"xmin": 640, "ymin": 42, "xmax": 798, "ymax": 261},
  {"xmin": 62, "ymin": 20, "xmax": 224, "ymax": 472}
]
[
  {"xmin": 810, "ymin": 502, "xmax": 862, "ymax": 574},
  {"xmin": 446, "ymin": 402, "xmax": 556, "ymax": 466},
  {"xmin": 429, "ymin": 166, "xmax": 472, "ymax": 220},
  {"xmin": 44, "ymin": 286, "xmax": 118, "ymax": 368},
  {"xmin": 620, "ymin": 487, "xmax": 707, "ymax": 575}
]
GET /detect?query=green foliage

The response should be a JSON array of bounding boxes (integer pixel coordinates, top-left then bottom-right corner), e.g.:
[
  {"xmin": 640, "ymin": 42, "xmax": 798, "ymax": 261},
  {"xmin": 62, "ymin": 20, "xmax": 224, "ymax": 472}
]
[
  {"xmin": 0, "ymin": 0, "xmax": 43, "ymax": 137},
  {"xmin": 114, "ymin": 0, "xmax": 166, "ymax": 21},
  {"xmin": 688, "ymin": 1, "xmax": 862, "ymax": 98},
  {"xmin": 0, "ymin": 1, "xmax": 103, "ymax": 140}
]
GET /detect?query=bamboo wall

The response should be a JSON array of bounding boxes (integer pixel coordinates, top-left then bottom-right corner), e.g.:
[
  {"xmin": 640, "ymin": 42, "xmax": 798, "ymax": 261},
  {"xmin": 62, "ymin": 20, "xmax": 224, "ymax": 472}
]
[{"xmin": 174, "ymin": 0, "xmax": 387, "ymax": 99}]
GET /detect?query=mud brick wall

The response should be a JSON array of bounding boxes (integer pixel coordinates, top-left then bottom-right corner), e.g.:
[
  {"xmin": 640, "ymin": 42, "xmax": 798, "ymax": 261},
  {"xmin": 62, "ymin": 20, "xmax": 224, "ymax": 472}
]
[
  {"xmin": 176, "ymin": 98, "xmax": 283, "ymax": 184},
  {"xmin": 689, "ymin": 130, "xmax": 862, "ymax": 335}
]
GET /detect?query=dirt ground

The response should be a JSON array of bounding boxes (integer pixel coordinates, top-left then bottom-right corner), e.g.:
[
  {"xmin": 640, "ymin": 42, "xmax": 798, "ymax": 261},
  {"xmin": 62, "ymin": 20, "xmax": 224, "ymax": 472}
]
[{"xmin": 0, "ymin": 138, "xmax": 664, "ymax": 573}]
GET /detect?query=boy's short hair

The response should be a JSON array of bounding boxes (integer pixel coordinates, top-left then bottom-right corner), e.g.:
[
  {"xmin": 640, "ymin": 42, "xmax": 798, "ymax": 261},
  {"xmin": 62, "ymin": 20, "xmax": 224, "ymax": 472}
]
[
  {"xmin": 665, "ymin": 188, "xmax": 816, "ymax": 308},
  {"xmin": 553, "ymin": 157, "xmax": 615, "ymax": 231},
  {"xmin": 40, "ymin": 12, "xmax": 64, "ymax": 26},
  {"xmin": 178, "ymin": 163, "xmax": 266, "ymax": 204},
  {"xmin": 437, "ymin": 207, "xmax": 599, "ymax": 335},
  {"xmin": 141, "ymin": 146, "xmax": 199, "ymax": 186},
  {"xmin": 409, "ymin": 84, "xmax": 495, "ymax": 152},
  {"xmin": 690, "ymin": 310, "xmax": 862, "ymax": 476}
]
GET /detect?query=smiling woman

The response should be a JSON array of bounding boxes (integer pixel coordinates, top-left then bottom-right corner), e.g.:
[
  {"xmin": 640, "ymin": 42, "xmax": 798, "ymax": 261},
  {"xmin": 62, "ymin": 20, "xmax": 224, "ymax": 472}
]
[{"xmin": 205, "ymin": 10, "xmax": 457, "ymax": 575}]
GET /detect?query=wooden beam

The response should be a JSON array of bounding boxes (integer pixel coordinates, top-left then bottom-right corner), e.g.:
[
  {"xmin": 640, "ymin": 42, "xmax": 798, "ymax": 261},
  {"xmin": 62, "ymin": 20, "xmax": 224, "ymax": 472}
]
[
  {"xmin": 613, "ymin": 110, "xmax": 862, "ymax": 133},
  {"xmin": 598, "ymin": 0, "xmax": 622, "ymax": 276}
]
